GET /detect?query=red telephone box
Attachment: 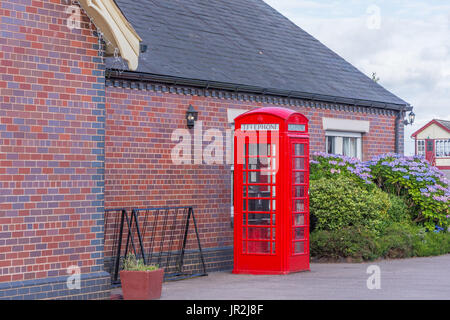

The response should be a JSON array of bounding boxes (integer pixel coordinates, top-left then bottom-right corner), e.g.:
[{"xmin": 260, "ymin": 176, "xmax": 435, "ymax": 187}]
[{"xmin": 233, "ymin": 107, "xmax": 310, "ymax": 274}]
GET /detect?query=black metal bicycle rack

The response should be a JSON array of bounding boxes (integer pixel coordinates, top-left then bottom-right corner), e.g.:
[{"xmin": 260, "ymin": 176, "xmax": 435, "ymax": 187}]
[{"xmin": 104, "ymin": 207, "xmax": 207, "ymax": 285}]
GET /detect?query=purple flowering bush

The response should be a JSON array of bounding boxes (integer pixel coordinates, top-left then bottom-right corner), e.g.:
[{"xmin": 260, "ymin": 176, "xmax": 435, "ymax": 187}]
[
  {"xmin": 310, "ymin": 152, "xmax": 449, "ymax": 231},
  {"xmin": 310, "ymin": 152, "xmax": 374, "ymax": 187},
  {"xmin": 368, "ymin": 153, "xmax": 449, "ymax": 231},
  {"xmin": 310, "ymin": 152, "xmax": 450, "ymax": 261}
]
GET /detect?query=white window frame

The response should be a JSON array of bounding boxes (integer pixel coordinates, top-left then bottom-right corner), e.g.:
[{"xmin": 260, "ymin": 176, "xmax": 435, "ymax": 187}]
[
  {"xmin": 325, "ymin": 130, "xmax": 362, "ymax": 159},
  {"xmin": 417, "ymin": 140, "xmax": 425, "ymax": 156},
  {"xmin": 435, "ymin": 139, "xmax": 450, "ymax": 158},
  {"xmin": 322, "ymin": 118, "xmax": 369, "ymax": 160}
]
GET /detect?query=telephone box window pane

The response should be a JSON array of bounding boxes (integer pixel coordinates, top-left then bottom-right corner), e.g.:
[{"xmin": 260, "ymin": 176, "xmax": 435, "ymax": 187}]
[
  {"xmin": 294, "ymin": 144, "xmax": 305, "ymax": 156},
  {"xmin": 294, "ymin": 214, "xmax": 305, "ymax": 226},
  {"xmin": 243, "ymin": 213, "xmax": 247, "ymax": 225},
  {"xmin": 248, "ymin": 184, "xmax": 270, "ymax": 197},
  {"xmin": 248, "ymin": 199, "xmax": 270, "ymax": 211},
  {"xmin": 249, "ymin": 158, "xmax": 272, "ymax": 172},
  {"xmin": 294, "ymin": 186, "xmax": 305, "ymax": 198},
  {"xmin": 272, "ymin": 186, "xmax": 276, "ymax": 197},
  {"xmin": 272, "ymin": 214, "xmax": 276, "ymax": 225},
  {"xmin": 272, "ymin": 200, "xmax": 276, "ymax": 211},
  {"xmin": 243, "ymin": 186, "xmax": 247, "ymax": 197},
  {"xmin": 248, "ymin": 241, "xmax": 270, "ymax": 254},
  {"xmin": 294, "ymin": 200, "xmax": 305, "ymax": 212},
  {"xmin": 294, "ymin": 172, "xmax": 305, "ymax": 184},
  {"xmin": 272, "ymin": 228, "xmax": 276, "ymax": 240},
  {"xmin": 248, "ymin": 170, "xmax": 272, "ymax": 184},
  {"xmin": 248, "ymin": 144, "xmax": 271, "ymax": 156},
  {"xmin": 248, "ymin": 227, "xmax": 270, "ymax": 240},
  {"xmin": 242, "ymin": 227, "xmax": 247, "ymax": 239},
  {"xmin": 242, "ymin": 241, "xmax": 247, "ymax": 253},
  {"xmin": 243, "ymin": 199, "xmax": 247, "ymax": 211},
  {"xmin": 243, "ymin": 172, "xmax": 246, "ymax": 184},
  {"xmin": 272, "ymin": 242, "xmax": 276, "ymax": 254},
  {"xmin": 248, "ymin": 214, "xmax": 270, "ymax": 225},
  {"xmin": 294, "ymin": 227, "xmax": 305, "ymax": 240},
  {"xmin": 294, "ymin": 241, "xmax": 305, "ymax": 254},
  {"xmin": 294, "ymin": 157, "xmax": 304, "ymax": 170}
]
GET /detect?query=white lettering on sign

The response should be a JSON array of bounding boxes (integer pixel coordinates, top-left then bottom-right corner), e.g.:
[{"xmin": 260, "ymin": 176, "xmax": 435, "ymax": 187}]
[
  {"xmin": 241, "ymin": 124, "xmax": 279, "ymax": 131},
  {"xmin": 288, "ymin": 124, "xmax": 306, "ymax": 131}
]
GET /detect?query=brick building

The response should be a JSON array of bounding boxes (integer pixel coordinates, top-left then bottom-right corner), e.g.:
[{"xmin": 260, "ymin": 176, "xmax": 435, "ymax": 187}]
[{"xmin": 0, "ymin": 0, "xmax": 412, "ymax": 299}]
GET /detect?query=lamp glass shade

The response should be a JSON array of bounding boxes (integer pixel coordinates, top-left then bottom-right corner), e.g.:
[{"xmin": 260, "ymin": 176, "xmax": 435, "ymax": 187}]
[{"xmin": 408, "ymin": 111, "xmax": 415, "ymax": 124}]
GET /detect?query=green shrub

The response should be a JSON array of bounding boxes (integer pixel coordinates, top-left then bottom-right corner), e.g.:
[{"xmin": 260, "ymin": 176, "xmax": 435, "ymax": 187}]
[
  {"xmin": 310, "ymin": 222, "xmax": 450, "ymax": 261},
  {"xmin": 376, "ymin": 222, "xmax": 418, "ymax": 258},
  {"xmin": 310, "ymin": 175, "xmax": 390, "ymax": 233},
  {"xmin": 386, "ymin": 194, "xmax": 412, "ymax": 223},
  {"xmin": 413, "ymin": 230, "xmax": 450, "ymax": 257},
  {"xmin": 310, "ymin": 226, "xmax": 379, "ymax": 261}
]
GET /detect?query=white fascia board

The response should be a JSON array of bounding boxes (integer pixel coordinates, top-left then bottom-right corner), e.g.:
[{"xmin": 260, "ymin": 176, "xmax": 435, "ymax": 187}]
[{"xmin": 322, "ymin": 118, "xmax": 370, "ymax": 133}]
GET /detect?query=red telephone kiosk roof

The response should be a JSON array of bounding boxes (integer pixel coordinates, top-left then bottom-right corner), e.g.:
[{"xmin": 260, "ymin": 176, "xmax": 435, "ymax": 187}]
[{"xmin": 235, "ymin": 106, "xmax": 309, "ymax": 123}]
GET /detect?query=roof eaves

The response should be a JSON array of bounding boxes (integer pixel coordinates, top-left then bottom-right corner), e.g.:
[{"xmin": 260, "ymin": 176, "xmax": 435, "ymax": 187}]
[{"xmin": 109, "ymin": 70, "xmax": 411, "ymax": 111}]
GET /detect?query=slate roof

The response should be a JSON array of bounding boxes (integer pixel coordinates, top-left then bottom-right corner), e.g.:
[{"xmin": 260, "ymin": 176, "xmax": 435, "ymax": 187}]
[
  {"xmin": 436, "ymin": 120, "xmax": 450, "ymax": 132},
  {"xmin": 108, "ymin": 0, "xmax": 409, "ymax": 109}
]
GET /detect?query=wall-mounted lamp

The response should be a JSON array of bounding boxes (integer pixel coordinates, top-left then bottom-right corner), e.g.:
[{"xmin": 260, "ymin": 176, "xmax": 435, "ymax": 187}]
[
  {"xmin": 403, "ymin": 111, "xmax": 415, "ymax": 126},
  {"xmin": 186, "ymin": 104, "xmax": 198, "ymax": 129}
]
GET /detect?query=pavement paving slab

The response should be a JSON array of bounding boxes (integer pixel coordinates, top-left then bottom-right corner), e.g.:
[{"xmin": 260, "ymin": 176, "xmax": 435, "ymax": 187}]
[{"xmin": 112, "ymin": 254, "xmax": 450, "ymax": 300}]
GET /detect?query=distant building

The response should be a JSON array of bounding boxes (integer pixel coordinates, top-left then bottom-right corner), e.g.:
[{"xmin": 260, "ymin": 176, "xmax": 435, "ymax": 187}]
[{"xmin": 411, "ymin": 119, "xmax": 450, "ymax": 170}]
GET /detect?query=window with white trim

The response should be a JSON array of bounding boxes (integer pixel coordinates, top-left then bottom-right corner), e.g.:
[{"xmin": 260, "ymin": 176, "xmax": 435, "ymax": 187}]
[
  {"xmin": 325, "ymin": 131, "xmax": 362, "ymax": 159},
  {"xmin": 435, "ymin": 139, "xmax": 450, "ymax": 157},
  {"xmin": 417, "ymin": 140, "xmax": 425, "ymax": 156}
]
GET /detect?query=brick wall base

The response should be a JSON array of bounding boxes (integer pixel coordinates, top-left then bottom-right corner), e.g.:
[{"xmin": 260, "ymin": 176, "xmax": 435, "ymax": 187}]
[{"xmin": 0, "ymin": 271, "xmax": 110, "ymax": 300}]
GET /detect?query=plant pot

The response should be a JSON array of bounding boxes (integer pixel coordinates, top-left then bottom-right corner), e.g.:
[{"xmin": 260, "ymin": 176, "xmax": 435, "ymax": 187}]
[{"xmin": 120, "ymin": 268, "xmax": 164, "ymax": 300}]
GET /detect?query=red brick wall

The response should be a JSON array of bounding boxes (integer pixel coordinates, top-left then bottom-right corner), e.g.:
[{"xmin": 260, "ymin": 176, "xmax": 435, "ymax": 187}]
[
  {"xmin": 104, "ymin": 86, "xmax": 397, "ymax": 252},
  {"xmin": 0, "ymin": 0, "xmax": 106, "ymax": 283}
]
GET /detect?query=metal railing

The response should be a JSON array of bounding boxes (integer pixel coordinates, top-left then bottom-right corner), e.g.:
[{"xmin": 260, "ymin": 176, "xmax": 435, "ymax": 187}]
[{"xmin": 104, "ymin": 207, "xmax": 207, "ymax": 284}]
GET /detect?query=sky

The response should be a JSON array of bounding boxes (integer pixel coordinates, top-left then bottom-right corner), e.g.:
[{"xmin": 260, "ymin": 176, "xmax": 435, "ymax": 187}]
[{"xmin": 264, "ymin": 0, "xmax": 450, "ymax": 155}]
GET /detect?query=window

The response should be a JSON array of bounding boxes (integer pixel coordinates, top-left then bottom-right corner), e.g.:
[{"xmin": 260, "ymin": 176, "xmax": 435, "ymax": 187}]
[
  {"xmin": 436, "ymin": 140, "xmax": 450, "ymax": 157},
  {"xmin": 417, "ymin": 140, "xmax": 425, "ymax": 156},
  {"xmin": 343, "ymin": 137, "xmax": 357, "ymax": 158},
  {"xmin": 325, "ymin": 131, "xmax": 362, "ymax": 159}
]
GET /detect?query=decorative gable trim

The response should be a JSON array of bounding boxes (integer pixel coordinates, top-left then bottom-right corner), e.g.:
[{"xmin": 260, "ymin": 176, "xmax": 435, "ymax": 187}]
[
  {"xmin": 411, "ymin": 119, "xmax": 450, "ymax": 138},
  {"xmin": 78, "ymin": 0, "xmax": 141, "ymax": 70}
]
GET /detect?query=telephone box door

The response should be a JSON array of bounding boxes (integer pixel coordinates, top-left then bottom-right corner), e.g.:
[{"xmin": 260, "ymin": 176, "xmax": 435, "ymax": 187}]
[
  {"xmin": 288, "ymin": 138, "xmax": 310, "ymax": 271},
  {"xmin": 234, "ymin": 134, "xmax": 282, "ymax": 273}
]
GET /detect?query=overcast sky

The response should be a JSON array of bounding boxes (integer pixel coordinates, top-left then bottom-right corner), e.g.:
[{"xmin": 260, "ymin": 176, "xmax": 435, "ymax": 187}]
[{"xmin": 264, "ymin": 0, "xmax": 450, "ymax": 155}]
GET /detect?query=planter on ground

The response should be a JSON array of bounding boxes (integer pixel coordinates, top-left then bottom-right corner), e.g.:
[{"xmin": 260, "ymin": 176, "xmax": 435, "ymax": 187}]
[{"xmin": 120, "ymin": 268, "xmax": 164, "ymax": 300}]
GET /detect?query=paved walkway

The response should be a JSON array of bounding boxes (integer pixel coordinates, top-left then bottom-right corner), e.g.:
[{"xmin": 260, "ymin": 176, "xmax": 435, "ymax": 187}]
[{"xmin": 156, "ymin": 254, "xmax": 450, "ymax": 300}]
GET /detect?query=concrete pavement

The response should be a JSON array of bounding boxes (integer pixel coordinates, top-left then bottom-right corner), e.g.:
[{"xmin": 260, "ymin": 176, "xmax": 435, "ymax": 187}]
[{"xmin": 158, "ymin": 254, "xmax": 450, "ymax": 300}]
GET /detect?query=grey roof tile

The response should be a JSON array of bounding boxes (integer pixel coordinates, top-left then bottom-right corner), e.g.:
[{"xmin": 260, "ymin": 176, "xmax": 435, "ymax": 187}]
[{"xmin": 108, "ymin": 0, "xmax": 409, "ymax": 107}]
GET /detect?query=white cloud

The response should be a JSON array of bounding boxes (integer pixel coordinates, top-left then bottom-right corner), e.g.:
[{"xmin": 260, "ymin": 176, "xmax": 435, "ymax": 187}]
[{"xmin": 264, "ymin": 0, "xmax": 450, "ymax": 155}]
